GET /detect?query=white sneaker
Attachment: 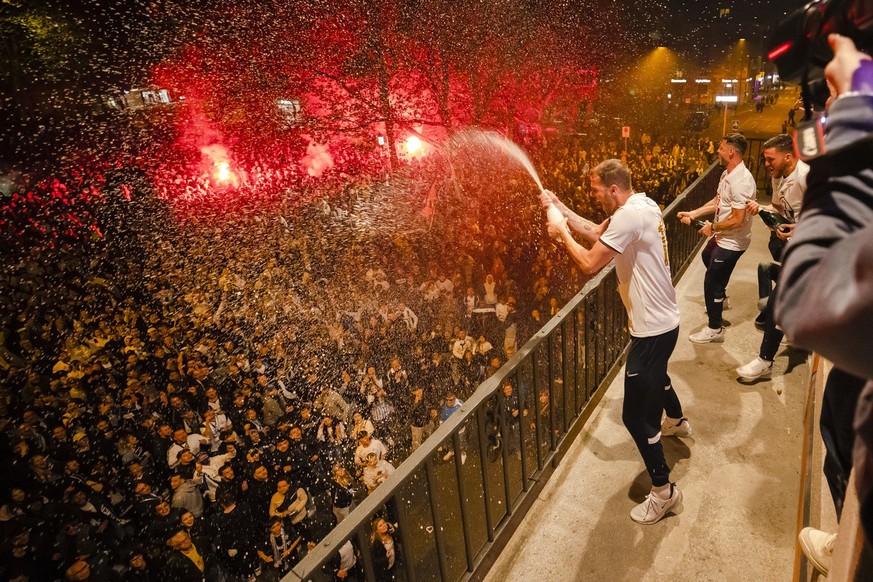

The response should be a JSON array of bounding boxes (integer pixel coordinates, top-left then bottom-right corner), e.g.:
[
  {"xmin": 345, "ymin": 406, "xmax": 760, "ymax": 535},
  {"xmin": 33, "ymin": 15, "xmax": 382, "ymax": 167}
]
[
  {"xmin": 736, "ymin": 357, "xmax": 773, "ymax": 380},
  {"xmin": 798, "ymin": 527, "xmax": 836, "ymax": 575},
  {"xmin": 689, "ymin": 327, "xmax": 725, "ymax": 343},
  {"xmin": 630, "ymin": 483, "xmax": 682, "ymax": 524},
  {"xmin": 661, "ymin": 417, "xmax": 693, "ymax": 437}
]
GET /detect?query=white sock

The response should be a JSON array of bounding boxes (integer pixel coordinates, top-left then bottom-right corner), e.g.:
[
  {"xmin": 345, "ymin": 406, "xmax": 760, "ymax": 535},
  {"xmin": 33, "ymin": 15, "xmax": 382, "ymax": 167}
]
[{"xmin": 652, "ymin": 483, "xmax": 672, "ymax": 500}]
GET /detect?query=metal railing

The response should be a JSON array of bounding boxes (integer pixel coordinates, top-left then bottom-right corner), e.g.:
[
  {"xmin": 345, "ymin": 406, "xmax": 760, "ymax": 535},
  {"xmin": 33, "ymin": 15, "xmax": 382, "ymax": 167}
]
[
  {"xmin": 284, "ymin": 164, "xmax": 722, "ymax": 582},
  {"xmin": 743, "ymin": 137, "xmax": 770, "ymax": 194}
]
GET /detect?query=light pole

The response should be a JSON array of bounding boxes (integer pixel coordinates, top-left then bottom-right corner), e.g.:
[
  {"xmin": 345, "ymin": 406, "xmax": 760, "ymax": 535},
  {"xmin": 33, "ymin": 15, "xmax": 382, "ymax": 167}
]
[{"xmin": 716, "ymin": 95, "xmax": 738, "ymax": 135}]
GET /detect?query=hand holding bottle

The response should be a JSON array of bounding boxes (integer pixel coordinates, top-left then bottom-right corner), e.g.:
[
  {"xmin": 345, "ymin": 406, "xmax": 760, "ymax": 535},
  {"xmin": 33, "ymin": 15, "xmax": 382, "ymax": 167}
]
[
  {"xmin": 776, "ymin": 223, "xmax": 795, "ymax": 239},
  {"xmin": 547, "ymin": 215, "xmax": 569, "ymax": 242},
  {"xmin": 678, "ymin": 210, "xmax": 709, "ymax": 233},
  {"xmin": 539, "ymin": 189, "xmax": 558, "ymax": 209}
]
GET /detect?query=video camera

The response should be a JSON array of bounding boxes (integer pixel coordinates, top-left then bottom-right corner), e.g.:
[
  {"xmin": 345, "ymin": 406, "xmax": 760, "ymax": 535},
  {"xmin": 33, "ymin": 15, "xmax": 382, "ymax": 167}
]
[{"xmin": 768, "ymin": 0, "xmax": 873, "ymax": 111}]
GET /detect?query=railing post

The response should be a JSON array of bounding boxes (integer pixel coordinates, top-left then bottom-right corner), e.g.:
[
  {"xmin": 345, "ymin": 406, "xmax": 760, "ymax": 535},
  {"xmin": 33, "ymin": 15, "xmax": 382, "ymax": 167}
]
[
  {"xmin": 424, "ymin": 458, "xmax": 449, "ymax": 581},
  {"xmin": 393, "ymin": 494, "xmax": 417, "ymax": 582},
  {"xmin": 475, "ymin": 407, "xmax": 496, "ymax": 541},
  {"xmin": 451, "ymin": 430, "xmax": 475, "ymax": 572}
]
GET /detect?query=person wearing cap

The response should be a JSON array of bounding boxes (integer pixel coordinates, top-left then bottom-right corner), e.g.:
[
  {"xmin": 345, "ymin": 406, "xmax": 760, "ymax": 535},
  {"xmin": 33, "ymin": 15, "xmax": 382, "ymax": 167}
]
[{"xmin": 678, "ymin": 132, "xmax": 757, "ymax": 344}]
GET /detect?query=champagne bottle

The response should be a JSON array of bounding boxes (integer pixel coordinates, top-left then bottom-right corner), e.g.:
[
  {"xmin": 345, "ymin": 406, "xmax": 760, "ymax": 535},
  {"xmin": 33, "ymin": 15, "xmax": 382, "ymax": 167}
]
[
  {"xmin": 758, "ymin": 208, "xmax": 791, "ymax": 230},
  {"xmin": 545, "ymin": 203, "xmax": 564, "ymax": 227}
]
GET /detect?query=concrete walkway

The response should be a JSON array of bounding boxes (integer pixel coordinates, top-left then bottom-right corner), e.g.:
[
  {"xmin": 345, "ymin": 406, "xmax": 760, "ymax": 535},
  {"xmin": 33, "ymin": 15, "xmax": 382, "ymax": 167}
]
[{"xmin": 484, "ymin": 218, "xmax": 809, "ymax": 582}]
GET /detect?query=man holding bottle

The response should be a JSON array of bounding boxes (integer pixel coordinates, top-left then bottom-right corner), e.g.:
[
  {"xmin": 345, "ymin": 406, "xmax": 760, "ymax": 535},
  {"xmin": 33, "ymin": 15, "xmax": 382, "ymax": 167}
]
[
  {"xmin": 736, "ymin": 133, "xmax": 809, "ymax": 380},
  {"xmin": 677, "ymin": 133, "xmax": 757, "ymax": 343},
  {"xmin": 748, "ymin": 133, "xmax": 810, "ymax": 261},
  {"xmin": 542, "ymin": 159, "xmax": 691, "ymax": 525}
]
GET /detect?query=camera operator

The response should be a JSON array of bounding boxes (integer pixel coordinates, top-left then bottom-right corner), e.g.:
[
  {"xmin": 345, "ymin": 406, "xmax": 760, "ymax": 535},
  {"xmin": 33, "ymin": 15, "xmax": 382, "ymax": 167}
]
[{"xmin": 775, "ymin": 33, "xmax": 873, "ymax": 573}]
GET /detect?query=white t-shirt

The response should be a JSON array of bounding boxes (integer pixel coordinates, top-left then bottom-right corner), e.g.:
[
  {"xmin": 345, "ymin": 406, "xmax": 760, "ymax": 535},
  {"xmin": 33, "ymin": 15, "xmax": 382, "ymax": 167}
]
[
  {"xmin": 771, "ymin": 160, "xmax": 809, "ymax": 222},
  {"xmin": 599, "ymin": 193, "xmax": 680, "ymax": 338},
  {"xmin": 354, "ymin": 439, "xmax": 388, "ymax": 466},
  {"xmin": 451, "ymin": 336, "xmax": 474, "ymax": 359},
  {"xmin": 714, "ymin": 161, "xmax": 757, "ymax": 251}
]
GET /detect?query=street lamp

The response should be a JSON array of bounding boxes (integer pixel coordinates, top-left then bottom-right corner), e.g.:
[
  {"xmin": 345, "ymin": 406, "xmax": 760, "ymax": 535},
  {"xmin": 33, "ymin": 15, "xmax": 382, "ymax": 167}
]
[{"xmin": 716, "ymin": 95, "xmax": 738, "ymax": 135}]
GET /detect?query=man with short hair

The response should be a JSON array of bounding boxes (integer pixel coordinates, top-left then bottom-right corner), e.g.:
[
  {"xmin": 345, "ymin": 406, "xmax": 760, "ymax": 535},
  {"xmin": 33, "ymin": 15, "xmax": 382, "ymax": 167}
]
[
  {"xmin": 678, "ymin": 133, "xmax": 757, "ymax": 343},
  {"xmin": 754, "ymin": 133, "xmax": 809, "ymax": 256},
  {"xmin": 544, "ymin": 158, "xmax": 691, "ymax": 524},
  {"xmin": 738, "ymin": 133, "xmax": 809, "ymax": 380},
  {"xmin": 164, "ymin": 530, "xmax": 209, "ymax": 581},
  {"xmin": 353, "ymin": 431, "xmax": 388, "ymax": 468},
  {"xmin": 167, "ymin": 428, "xmax": 207, "ymax": 470}
]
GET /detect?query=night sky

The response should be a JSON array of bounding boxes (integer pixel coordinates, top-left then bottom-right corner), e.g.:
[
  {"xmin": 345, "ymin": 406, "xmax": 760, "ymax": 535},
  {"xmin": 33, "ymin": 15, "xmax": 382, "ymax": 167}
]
[{"xmin": 635, "ymin": 0, "xmax": 806, "ymax": 62}]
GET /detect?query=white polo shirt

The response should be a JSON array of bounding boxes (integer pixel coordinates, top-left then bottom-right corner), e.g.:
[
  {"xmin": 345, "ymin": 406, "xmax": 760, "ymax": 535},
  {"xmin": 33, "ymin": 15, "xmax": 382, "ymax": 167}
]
[
  {"xmin": 714, "ymin": 161, "xmax": 757, "ymax": 251},
  {"xmin": 772, "ymin": 160, "xmax": 809, "ymax": 222},
  {"xmin": 599, "ymin": 193, "xmax": 680, "ymax": 338}
]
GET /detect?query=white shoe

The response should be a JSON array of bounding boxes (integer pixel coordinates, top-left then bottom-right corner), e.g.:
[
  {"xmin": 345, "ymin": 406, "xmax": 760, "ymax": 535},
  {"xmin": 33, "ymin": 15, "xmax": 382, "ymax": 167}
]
[
  {"xmin": 689, "ymin": 327, "xmax": 725, "ymax": 343},
  {"xmin": 736, "ymin": 357, "xmax": 773, "ymax": 380},
  {"xmin": 630, "ymin": 483, "xmax": 682, "ymax": 524},
  {"xmin": 798, "ymin": 527, "xmax": 836, "ymax": 575},
  {"xmin": 661, "ymin": 417, "xmax": 693, "ymax": 437}
]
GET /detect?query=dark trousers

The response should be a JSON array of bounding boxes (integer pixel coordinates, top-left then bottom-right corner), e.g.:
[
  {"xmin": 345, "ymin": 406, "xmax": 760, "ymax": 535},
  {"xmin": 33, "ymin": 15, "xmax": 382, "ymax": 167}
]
[
  {"xmin": 758, "ymin": 262, "xmax": 784, "ymax": 361},
  {"xmin": 702, "ymin": 237, "xmax": 745, "ymax": 329},
  {"xmin": 768, "ymin": 230, "xmax": 787, "ymax": 263},
  {"xmin": 757, "ymin": 261, "xmax": 781, "ymax": 301},
  {"xmin": 821, "ymin": 368, "xmax": 866, "ymax": 519},
  {"xmin": 622, "ymin": 327, "xmax": 682, "ymax": 488},
  {"xmin": 759, "ymin": 292, "xmax": 785, "ymax": 361}
]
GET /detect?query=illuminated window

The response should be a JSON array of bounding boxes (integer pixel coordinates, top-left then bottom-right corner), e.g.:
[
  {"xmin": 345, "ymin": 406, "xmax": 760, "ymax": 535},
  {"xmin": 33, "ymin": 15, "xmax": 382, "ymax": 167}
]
[{"xmin": 719, "ymin": 8, "xmax": 731, "ymax": 17}]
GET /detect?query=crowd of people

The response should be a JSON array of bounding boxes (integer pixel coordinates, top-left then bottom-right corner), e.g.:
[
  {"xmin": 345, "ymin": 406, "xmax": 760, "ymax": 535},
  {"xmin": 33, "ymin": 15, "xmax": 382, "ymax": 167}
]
[
  {"xmin": 0, "ymin": 130, "xmax": 715, "ymax": 581},
  {"xmin": 542, "ymin": 134, "xmax": 714, "ymax": 214}
]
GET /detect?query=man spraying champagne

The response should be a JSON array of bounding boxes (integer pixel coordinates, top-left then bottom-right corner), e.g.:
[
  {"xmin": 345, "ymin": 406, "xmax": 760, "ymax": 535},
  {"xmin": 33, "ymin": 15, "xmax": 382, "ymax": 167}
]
[{"xmin": 541, "ymin": 159, "xmax": 692, "ymax": 525}]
